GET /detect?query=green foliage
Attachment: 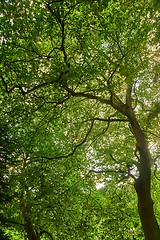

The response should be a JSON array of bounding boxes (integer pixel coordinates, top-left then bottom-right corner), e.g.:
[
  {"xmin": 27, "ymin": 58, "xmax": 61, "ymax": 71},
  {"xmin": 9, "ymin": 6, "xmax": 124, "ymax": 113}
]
[
  {"xmin": 0, "ymin": 0, "xmax": 159, "ymax": 239},
  {"xmin": 0, "ymin": 122, "xmax": 18, "ymax": 239},
  {"xmin": 0, "ymin": 229, "xmax": 11, "ymax": 240}
]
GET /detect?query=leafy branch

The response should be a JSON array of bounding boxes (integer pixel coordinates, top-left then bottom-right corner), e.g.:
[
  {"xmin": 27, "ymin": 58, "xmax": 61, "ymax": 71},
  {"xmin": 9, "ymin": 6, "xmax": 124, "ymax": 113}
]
[
  {"xmin": 46, "ymin": 1, "xmax": 70, "ymax": 67},
  {"xmin": 86, "ymin": 163, "xmax": 137, "ymax": 182},
  {"xmin": 40, "ymin": 118, "xmax": 95, "ymax": 160},
  {"xmin": 64, "ymin": 86, "xmax": 111, "ymax": 105},
  {"xmin": 0, "ymin": 72, "xmax": 67, "ymax": 95}
]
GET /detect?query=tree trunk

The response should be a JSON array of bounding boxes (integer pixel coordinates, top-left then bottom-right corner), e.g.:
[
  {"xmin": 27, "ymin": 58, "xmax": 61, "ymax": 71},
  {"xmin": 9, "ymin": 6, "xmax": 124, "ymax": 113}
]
[
  {"xmin": 24, "ymin": 221, "xmax": 40, "ymax": 240},
  {"xmin": 111, "ymin": 89, "xmax": 160, "ymax": 239},
  {"xmin": 128, "ymin": 110, "xmax": 160, "ymax": 240},
  {"xmin": 135, "ymin": 184, "xmax": 160, "ymax": 240},
  {"xmin": 19, "ymin": 196, "xmax": 40, "ymax": 240}
]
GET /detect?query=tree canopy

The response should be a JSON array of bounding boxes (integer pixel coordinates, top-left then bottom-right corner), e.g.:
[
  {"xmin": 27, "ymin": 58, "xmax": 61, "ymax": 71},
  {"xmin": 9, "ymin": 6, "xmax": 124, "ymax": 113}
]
[{"xmin": 0, "ymin": 0, "xmax": 160, "ymax": 239}]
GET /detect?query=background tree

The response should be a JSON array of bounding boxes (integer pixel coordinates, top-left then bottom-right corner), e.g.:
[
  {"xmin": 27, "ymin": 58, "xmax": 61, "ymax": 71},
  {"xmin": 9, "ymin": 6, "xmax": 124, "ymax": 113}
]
[{"xmin": 0, "ymin": 122, "xmax": 17, "ymax": 240}]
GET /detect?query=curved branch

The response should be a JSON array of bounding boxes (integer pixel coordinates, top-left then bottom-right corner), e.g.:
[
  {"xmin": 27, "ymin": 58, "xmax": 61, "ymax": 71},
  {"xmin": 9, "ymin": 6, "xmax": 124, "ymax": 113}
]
[
  {"xmin": 82, "ymin": 117, "xmax": 128, "ymax": 123},
  {"xmin": 1, "ymin": 75, "xmax": 26, "ymax": 95},
  {"xmin": 1, "ymin": 72, "xmax": 66, "ymax": 95},
  {"xmin": 40, "ymin": 230, "xmax": 54, "ymax": 240},
  {"xmin": 87, "ymin": 169, "xmax": 126, "ymax": 174},
  {"xmin": 64, "ymin": 86, "xmax": 111, "ymax": 105},
  {"xmin": 48, "ymin": 0, "xmax": 63, "ymax": 3},
  {"xmin": 32, "ymin": 94, "xmax": 70, "ymax": 112},
  {"xmin": 1, "ymin": 74, "xmax": 49, "ymax": 95},
  {"xmin": 102, "ymin": 74, "xmax": 127, "ymax": 115},
  {"xmin": 87, "ymin": 166, "xmax": 136, "ymax": 181},
  {"xmin": 3, "ymin": 219, "xmax": 24, "ymax": 227},
  {"xmin": 41, "ymin": 118, "xmax": 95, "ymax": 160}
]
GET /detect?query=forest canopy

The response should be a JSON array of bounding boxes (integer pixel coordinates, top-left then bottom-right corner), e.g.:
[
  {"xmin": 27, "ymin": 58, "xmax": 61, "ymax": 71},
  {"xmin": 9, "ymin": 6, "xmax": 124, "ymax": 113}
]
[{"xmin": 0, "ymin": 0, "xmax": 160, "ymax": 239}]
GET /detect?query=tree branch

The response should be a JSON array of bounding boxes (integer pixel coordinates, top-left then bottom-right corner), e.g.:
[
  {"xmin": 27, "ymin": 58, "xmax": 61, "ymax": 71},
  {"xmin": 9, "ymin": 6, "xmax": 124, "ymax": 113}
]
[
  {"xmin": 111, "ymin": 35, "xmax": 125, "ymax": 58},
  {"xmin": 64, "ymin": 86, "xmax": 111, "ymax": 105},
  {"xmin": 102, "ymin": 74, "xmax": 127, "ymax": 115},
  {"xmin": 87, "ymin": 169, "xmax": 126, "ymax": 174},
  {"xmin": 82, "ymin": 117, "xmax": 128, "ymax": 123},
  {"xmin": 153, "ymin": 156, "xmax": 160, "ymax": 181},
  {"xmin": 87, "ymin": 165, "xmax": 137, "ymax": 181},
  {"xmin": 47, "ymin": 0, "xmax": 63, "ymax": 4},
  {"xmin": 40, "ymin": 230, "xmax": 54, "ymax": 240},
  {"xmin": 40, "ymin": 119, "xmax": 95, "ymax": 160},
  {"xmin": 1, "ymin": 72, "xmax": 66, "ymax": 95},
  {"xmin": 32, "ymin": 94, "xmax": 70, "ymax": 112},
  {"xmin": 126, "ymin": 85, "xmax": 132, "ymax": 109},
  {"xmin": 1, "ymin": 75, "xmax": 26, "ymax": 95},
  {"xmin": 3, "ymin": 219, "xmax": 24, "ymax": 227},
  {"xmin": 47, "ymin": 3, "xmax": 70, "ymax": 67}
]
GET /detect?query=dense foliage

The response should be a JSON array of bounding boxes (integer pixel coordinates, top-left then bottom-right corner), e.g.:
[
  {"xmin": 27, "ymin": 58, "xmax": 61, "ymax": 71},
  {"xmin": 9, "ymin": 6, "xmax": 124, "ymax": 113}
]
[{"xmin": 0, "ymin": 0, "xmax": 159, "ymax": 239}]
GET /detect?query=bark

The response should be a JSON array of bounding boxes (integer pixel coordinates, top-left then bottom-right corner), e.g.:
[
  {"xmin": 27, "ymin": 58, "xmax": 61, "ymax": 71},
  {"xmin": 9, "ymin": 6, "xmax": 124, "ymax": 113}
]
[
  {"xmin": 19, "ymin": 195, "xmax": 40, "ymax": 240},
  {"xmin": 24, "ymin": 221, "xmax": 40, "ymax": 240},
  {"xmin": 106, "ymin": 86, "xmax": 160, "ymax": 239},
  {"xmin": 127, "ymin": 109, "xmax": 160, "ymax": 240}
]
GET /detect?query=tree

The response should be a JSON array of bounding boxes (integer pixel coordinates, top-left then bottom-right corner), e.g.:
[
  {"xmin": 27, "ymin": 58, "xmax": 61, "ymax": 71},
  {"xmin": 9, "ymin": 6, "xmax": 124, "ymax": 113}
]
[
  {"xmin": 1, "ymin": 0, "xmax": 160, "ymax": 239},
  {"xmin": 0, "ymin": 122, "xmax": 16, "ymax": 240}
]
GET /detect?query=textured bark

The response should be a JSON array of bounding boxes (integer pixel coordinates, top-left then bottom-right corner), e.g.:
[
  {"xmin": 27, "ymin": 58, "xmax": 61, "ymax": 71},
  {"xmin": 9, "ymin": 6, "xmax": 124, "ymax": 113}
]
[
  {"xmin": 127, "ymin": 109, "xmax": 160, "ymax": 240},
  {"xmin": 135, "ymin": 185, "xmax": 160, "ymax": 240},
  {"xmin": 109, "ymin": 86, "xmax": 160, "ymax": 239},
  {"xmin": 20, "ymin": 195, "xmax": 40, "ymax": 240},
  {"xmin": 24, "ymin": 221, "xmax": 40, "ymax": 240}
]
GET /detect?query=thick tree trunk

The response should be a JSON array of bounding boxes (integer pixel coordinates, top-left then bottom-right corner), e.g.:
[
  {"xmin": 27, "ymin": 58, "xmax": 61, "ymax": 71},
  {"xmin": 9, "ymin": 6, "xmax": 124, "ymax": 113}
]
[
  {"xmin": 20, "ymin": 196, "xmax": 40, "ymax": 240},
  {"xmin": 135, "ymin": 185, "xmax": 160, "ymax": 240},
  {"xmin": 128, "ymin": 110, "xmax": 160, "ymax": 240},
  {"xmin": 24, "ymin": 221, "xmax": 40, "ymax": 240},
  {"xmin": 111, "ymin": 88, "xmax": 160, "ymax": 239}
]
